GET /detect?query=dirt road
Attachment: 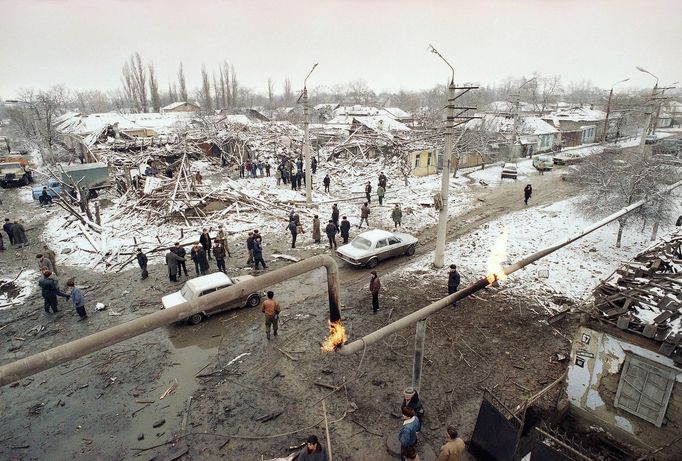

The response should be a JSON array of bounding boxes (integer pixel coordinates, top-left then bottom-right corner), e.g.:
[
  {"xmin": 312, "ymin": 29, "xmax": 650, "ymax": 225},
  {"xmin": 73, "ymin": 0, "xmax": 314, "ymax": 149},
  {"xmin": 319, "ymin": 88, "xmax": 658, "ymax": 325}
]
[{"xmin": 0, "ymin": 169, "xmax": 580, "ymax": 460}]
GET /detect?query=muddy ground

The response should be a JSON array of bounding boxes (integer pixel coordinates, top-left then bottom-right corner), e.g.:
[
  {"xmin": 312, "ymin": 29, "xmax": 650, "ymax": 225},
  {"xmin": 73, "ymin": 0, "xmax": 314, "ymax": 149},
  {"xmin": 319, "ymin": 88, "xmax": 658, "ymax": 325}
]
[{"xmin": 0, "ymin": 169, "xmax": 581, "ymax": 460}]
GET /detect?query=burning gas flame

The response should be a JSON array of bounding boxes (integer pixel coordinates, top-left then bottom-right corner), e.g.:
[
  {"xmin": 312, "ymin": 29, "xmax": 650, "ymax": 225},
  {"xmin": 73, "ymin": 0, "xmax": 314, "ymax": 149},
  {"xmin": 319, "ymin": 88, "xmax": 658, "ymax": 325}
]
[
  {"xmin": 321, "ymin": 320, "xmax": 347, "ymax": 352},
  {"xmin": 486, "ymin": 227, "xmax": 509, "ymax": 284}
]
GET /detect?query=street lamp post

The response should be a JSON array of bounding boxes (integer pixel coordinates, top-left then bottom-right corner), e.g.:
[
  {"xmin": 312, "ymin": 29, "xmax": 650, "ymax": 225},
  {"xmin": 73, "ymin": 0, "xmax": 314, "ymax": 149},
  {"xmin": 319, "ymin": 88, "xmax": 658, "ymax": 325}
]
[
  {"xmin": 428, "ymin": 44, "xmax": 455, "ymax": 269},
  {"xmin": 302, "ymin": 63, "xmax": 318, "ymax": 206},
  {"xmin": 652, "ymin": 81, "xmax": 678, "ymax": 135},
  {"xmin": 601, "ymin": 78, "xmax": 630, "ymax": 143},
  {"xmin": 511, "ymin": 77, "xmax": 536, "ymax": 159},
  {"xmin": 636, "ymin": 66, "xmax": 659, "ymax": 153}
]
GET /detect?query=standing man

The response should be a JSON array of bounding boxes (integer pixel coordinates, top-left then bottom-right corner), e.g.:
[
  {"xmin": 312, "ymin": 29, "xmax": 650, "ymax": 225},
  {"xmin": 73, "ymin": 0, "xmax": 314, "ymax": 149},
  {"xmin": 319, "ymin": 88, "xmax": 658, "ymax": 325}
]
[
  {"xmin": 392, "ymin": 204, "xmax": 403, "ymax": 229},
  {"xmin": 360, "ymin": 202, "xmax": 370, "ymax": 228},
  {"xmin": 436, "ymin": 426, "xmax": 466, "ymax": 461},
  {"xmin": 365, "ymin": 182, "xmax": 372, "ymax": 203},
  {"xmin": 199, "ymin": 228, "xmax": 212, "ymax": 259},
  {"xmin": 325, "ymin": 220, "xmax": 338, "ymax": 250},
  {"xmin": 340, "ymin": 216, "xmax": 351, "ymax": 244},
  {"xmin": 43, "ymin": 244, "xmax": 57, "ymax": 275},
  {"xmin": 288, "ymin": 219, "xmax": 298, "ymax": 249},
  {"xmin": 67, "ymin": 280, "xmax": 88, "ymax": 321},
  {"xmin": 261, "ymin": 291, "xmax": 280, "ymax": 340},
  {"xmin": 12, "ymin": 220, "xmax": 28, "ymax": 247},
  {"xmin": 323, "ymin": 174, "xmax": 331, "ymax": 193},
  {"xmin": 369, "ymin": 270, "xmax": 381, "ymax": 314},
  {"xmin": 379, "ymin": 171, "xmax": 388, "ymax": 189},
  {"xmin": 311, "ymin": 157, "xmax": 318, "ymax": 174},
  {"xmin": 265, "ymin": 161, "xmax": 271, "ymax": 177},
  {"xmin": 37, "ymin": 254, "xmax": 53, "ymax": 273},
  {"xmin": 401, "ymin": 387, "xmax": 425, "ymax": 430},
  {"xmin": 524, "ymin": 184, "xmax": 533, "ymax": 206},
  {"xmin": 175, "ymin": 242, "xmax": 189, "ymax": 277},
  {"xmin": 448, "ymin": 265, "xmax": 460, "ymax": 297},
  {"xmin": 213, "ymin": 239, "xmax": 227, "ymax": 273},
  {"xmin": 3, "ymin": 218, "xmax": 14, "ymax": 245},
  {"xmin": 297, "ymin": 435, "xmax": 329, "ymax": 461},
  {"xmin": 331, "ymin": 203, "xmax": 340, "ymax": 229},
  {"xmin": 136, "ymin": 249, "xmax": 148, "ymax": 280},
  {"xmin": 165, "ymin": 248, "xmax": 185, "ymax": 282},
  {"xmin": 399, "ymin": 407, "xmax": 420, "ymax": 461},
  {"xmin": 39, "ymin": 271, "xmax": 69, "ymax": 314},
  {"xmin": 217, "ymin": 225, "xmax": 226, "ymax": 245},
  {"xmin": 191, "ymin": 243, "xmax": 209, "ymax": 276},
  {"xmin": 377, "ymin": 183, "xmax": 385, "ymax": 206},
  {"xmin": 253, "ymin": 234, "xmax": 267, "ymax": 270},
  {"xmin": 246, "ymin": 232, "xmax": 255, "ymax": 265},
  {"xmin": 312, "ymin": 215, "xmax": 321, "ymax": 244}
]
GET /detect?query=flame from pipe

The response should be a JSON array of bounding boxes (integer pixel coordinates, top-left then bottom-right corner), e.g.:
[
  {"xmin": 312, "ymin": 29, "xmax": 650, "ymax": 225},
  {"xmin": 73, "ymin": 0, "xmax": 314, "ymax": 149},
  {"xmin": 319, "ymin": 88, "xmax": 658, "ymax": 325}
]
[
  {"xmin": 321, "ymin": 320, "xmax": 347, "ymax": 352},
  {"xmin": 486, "ymin": 227, "xmax": 509, "ymax": 284}
]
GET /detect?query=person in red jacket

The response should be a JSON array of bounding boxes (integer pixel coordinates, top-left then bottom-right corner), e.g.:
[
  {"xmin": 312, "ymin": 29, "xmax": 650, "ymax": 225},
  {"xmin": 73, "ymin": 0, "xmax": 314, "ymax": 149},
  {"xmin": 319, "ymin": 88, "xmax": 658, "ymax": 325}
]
[{"xmin": 369, "ymin": 270, "xmax": 381, "ymax": 314}]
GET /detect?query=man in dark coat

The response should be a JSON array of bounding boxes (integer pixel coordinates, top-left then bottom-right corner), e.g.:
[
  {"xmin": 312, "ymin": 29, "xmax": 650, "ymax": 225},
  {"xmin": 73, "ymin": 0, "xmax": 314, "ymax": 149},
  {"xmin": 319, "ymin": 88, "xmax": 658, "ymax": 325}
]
[
  {"xmin": 165, "ymin": 249, "xmax": 185, "ymax": 282},
  {"xmin": 378, "ymin": 171, "xmax": 387, "ymax": 189},
  {"xmin": 199, "ymin": 228, "xmax": 212, "ymax": 259},
  {"xmin": 288, "ymin": 219, "xmax": 298, "ymax": 248},
  {"xmin": 365, "ymin": 182, "xmax": 372, "ymax": 203},
  {"xmin": 323, "ymin": 174, "xmax": 331, "ymax": 193},
  {"xmin": 12, "ymin": 220, "xmax": 28, "ymax": 247},
  {"xmin": 311, "ymin": 157, "xmax": 318, "ymax": 174},
  {"xmin": 3, "ymin": 218, "xmax": 14, "ymax": 245},
  {"xmin": 325, "ymin": 220, "xmax": 338, "ymax": 249},
  {"xmin": 331, "ymin": 204, "xmax": 340, "ymax": 229},
  {"xmin": 191, "ymin": 243, "xmax": 209, "ymax": 276},
  {"xmin": 297, "ymin": 434, "xmax": 329, "ymax": 461},
  {"xmin": 136, "ymin": 249, "xmax": 148, "ymax": 280},
  {"xmin": 448, "ymin": 264, "xmax": 461, "ymax": 307},
  {"xmin": 213, "ymin": 240, "xmax": 227, "ymax": 273},
  {"xmin": 360, "ymin": 203, "xmax": 370, "ymax": 228},
  {"xmin": 39, "ymin": 271, "xmax": 69, "ymax": 313},
  {"xmin": 524, "ymin": 184, "xmax": 532, "ymax": 206},
  {"xmin": 340, "ymin": 216, "xmax": 351, "ymax": 244},
  {"xmin": 369, "ymin": 270, "xmax": 381, "ymax": 313},
  {"xmin": 253, "ymin": 235, "xmax": 267, "ymax": 270},
  {"xmin": 174, "ymin": 243, "xmax": 189, "ymax": 277}
]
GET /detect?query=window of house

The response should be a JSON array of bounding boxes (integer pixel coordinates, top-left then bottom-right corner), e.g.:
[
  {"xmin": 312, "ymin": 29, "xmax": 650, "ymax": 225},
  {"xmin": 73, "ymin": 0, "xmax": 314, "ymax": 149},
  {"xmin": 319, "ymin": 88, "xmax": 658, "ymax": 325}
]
[
  {"xmin": 427, "ymin": 151, "xmax": 433, "ymax": 166},
  {"xmin": 614, "ymin": 353, "xmax": 676, "ymax": 427},
  {"xmin": 414, "ymin": 155, "xmax": 421, "ymax": 168}
]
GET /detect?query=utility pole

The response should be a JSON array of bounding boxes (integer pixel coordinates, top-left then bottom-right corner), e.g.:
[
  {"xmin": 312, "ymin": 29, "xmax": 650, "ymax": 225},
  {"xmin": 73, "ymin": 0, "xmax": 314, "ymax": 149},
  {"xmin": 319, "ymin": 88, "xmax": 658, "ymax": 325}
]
[
  {"xmin": 301, "ymin": 63, "xmax": 318, "ymax": 206},
  {"xmin": 601, "ymin": 78, "xmax": 629, "ymax": 143},
  {"xmin": 511, "ymin": 77, "xmax": 536, "ymax": 160},
  {"xmin": 636, "ymin": 66, "xmax": 659, "ymax": 154},
  {"xmin": 428, "ymin": 44, "xmax": 478, "ymax": 268}
]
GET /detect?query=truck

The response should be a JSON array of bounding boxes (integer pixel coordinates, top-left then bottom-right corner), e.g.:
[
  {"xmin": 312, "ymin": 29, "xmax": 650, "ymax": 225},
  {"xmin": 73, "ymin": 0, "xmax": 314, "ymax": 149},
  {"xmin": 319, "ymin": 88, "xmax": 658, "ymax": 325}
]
[
  {"xmin": 32, "ymin": 162, "xmax": 110, "ymax": 201},
  {"xmin": 0, "ymin": 162, "xmax": 33, "ymax": 188}
]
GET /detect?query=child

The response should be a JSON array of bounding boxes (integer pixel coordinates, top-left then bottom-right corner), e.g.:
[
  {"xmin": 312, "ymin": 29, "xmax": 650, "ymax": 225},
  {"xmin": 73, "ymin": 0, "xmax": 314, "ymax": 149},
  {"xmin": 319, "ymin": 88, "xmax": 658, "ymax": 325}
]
[{"xmin": 67, "ymin": 280, "xmax": 87, "ymax": 321}]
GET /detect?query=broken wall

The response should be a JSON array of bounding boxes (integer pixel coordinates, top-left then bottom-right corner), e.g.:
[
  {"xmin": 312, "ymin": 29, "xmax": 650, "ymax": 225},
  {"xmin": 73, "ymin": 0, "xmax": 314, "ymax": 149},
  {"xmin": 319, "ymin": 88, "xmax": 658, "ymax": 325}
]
[{"xmin": 565, "ymin": 325, "xmax": 682, "ymax": 455}]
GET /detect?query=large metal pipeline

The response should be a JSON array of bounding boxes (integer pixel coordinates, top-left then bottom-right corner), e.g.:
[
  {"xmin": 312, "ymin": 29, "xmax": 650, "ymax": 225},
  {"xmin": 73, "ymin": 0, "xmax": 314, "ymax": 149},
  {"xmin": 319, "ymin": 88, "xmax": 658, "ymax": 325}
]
[
  {"xmin": 338, "ymin": 179, "xmax": 682, "ymax": 355},
  {"xmin": 0, "ymin": 255, "xmax": 340, "ymax": 387}
]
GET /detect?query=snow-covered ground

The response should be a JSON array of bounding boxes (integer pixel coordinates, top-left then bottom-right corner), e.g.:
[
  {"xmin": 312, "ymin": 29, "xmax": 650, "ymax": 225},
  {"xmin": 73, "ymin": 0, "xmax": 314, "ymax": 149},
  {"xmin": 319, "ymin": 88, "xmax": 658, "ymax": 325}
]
[{"xmin": 400, "ymin": 196, "xmax": 682, "ymax": 313}]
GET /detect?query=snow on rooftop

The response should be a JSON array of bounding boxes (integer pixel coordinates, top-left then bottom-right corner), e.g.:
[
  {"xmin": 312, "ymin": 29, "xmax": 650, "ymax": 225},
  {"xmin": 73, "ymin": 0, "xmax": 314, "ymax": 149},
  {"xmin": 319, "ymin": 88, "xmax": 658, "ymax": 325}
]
[
  {"xmin": 466, "ymin": 114, "xmax": 557, "ymax": 135},
  {"xmin": 162, "ymin": 101, "xmax": 199, "ymax": 111},
  {"xmin": 380, "ymin": 107, "xmax": 411, "ymax": 119},
  {"xmin": 546, "ymin": 106, "xmax": 606, "ymax": 123}
]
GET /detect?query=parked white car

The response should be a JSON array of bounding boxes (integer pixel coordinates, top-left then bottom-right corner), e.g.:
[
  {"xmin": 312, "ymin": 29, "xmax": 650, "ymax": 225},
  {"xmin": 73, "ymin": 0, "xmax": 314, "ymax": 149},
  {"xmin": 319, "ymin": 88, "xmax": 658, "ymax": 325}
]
[
  {"xmin": 336, "ymin": 229, "xmax": 418, "ymax": 268},
  {"xmin": 500, "ymin": 163, "xmax": 518, "ymax": 179},
  {"xmin": 161, "ymin": 272, "xmax": 261, "ymax": 324}
]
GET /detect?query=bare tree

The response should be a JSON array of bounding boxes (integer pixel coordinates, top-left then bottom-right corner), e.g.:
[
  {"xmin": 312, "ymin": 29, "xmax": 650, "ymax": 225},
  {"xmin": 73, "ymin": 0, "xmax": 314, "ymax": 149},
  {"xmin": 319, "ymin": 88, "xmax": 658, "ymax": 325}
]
[
  {"xmin": 200, "ymin": 65, "xmax": 212, "ymax": 112},
  {"xmin": 212, "ymin": 72, "xmax": 221, "ymax": 110},
  {"xmin": 221, "ymin": 61, "xmax": 231, "ymax": 107},
  {"xmin": 178, "ymin": 62, "xmax": 188, "ymax": 101},
  {"xmin": 148, "ymin": 62, "xmax": 161, "ymax": 112},
  {"xmin": 73, "ymin": 89, "xmax": 114, "ymax": 113},
  {"xmin": 267, "ymin": 77, "xmax": 274, "ymax": 108},
  {"xmin": 571, "ymin": 151, "xmax": 676, "ymax": 247},
  {"xmin": 219, "ymin": 67, "xmax": 227, "ymax": 108},
  {"xmin": 8, "ymin": 86, "xmax": 68, "ymax": 163},
  {"xmin": 131, "ymin": 53, "xmax": 148, "ymax": 112},
  {"xmin": 121, "ymin": 61, "xmax": 139, "ymax": 111},
  {"xmin": 528, "ymin": 74, "xmax": 562, "ymax": 116},
  {"xmin": 230, "ymin": 65, "xmax": 238, "ymax": 107},
  {"xmin": 282, "ymin": 78, "xmax": 292, "ymax": 106}
]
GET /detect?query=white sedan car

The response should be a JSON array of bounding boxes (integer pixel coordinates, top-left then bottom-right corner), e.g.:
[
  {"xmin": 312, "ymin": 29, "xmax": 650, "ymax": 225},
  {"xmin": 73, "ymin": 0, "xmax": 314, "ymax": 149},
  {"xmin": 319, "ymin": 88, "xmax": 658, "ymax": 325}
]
[
  {"xmin": 161, "ymin": 272, "xmax": 261, "ymax": 324},
  {"xmin": 336, "ymin": 229, "xmax": 418, "ymax": 268}
]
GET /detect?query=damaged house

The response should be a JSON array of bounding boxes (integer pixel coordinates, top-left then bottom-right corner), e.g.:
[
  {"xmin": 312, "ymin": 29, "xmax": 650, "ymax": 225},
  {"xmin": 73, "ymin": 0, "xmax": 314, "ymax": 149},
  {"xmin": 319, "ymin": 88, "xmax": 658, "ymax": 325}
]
[
  {"xmin": 564, "ymin": 230, "xmax": 682, "ymax": 457},
  {"xmin": 466, "ymin": 114, "xmax": 560, "ymax": 157}
]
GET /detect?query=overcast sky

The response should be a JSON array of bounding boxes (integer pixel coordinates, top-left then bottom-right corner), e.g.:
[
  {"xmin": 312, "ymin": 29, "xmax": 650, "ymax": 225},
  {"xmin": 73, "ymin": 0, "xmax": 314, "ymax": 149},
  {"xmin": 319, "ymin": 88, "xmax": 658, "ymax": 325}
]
[{"xmin": 1, "ymin": 0, "xmax": 681, "ymax": 99}]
